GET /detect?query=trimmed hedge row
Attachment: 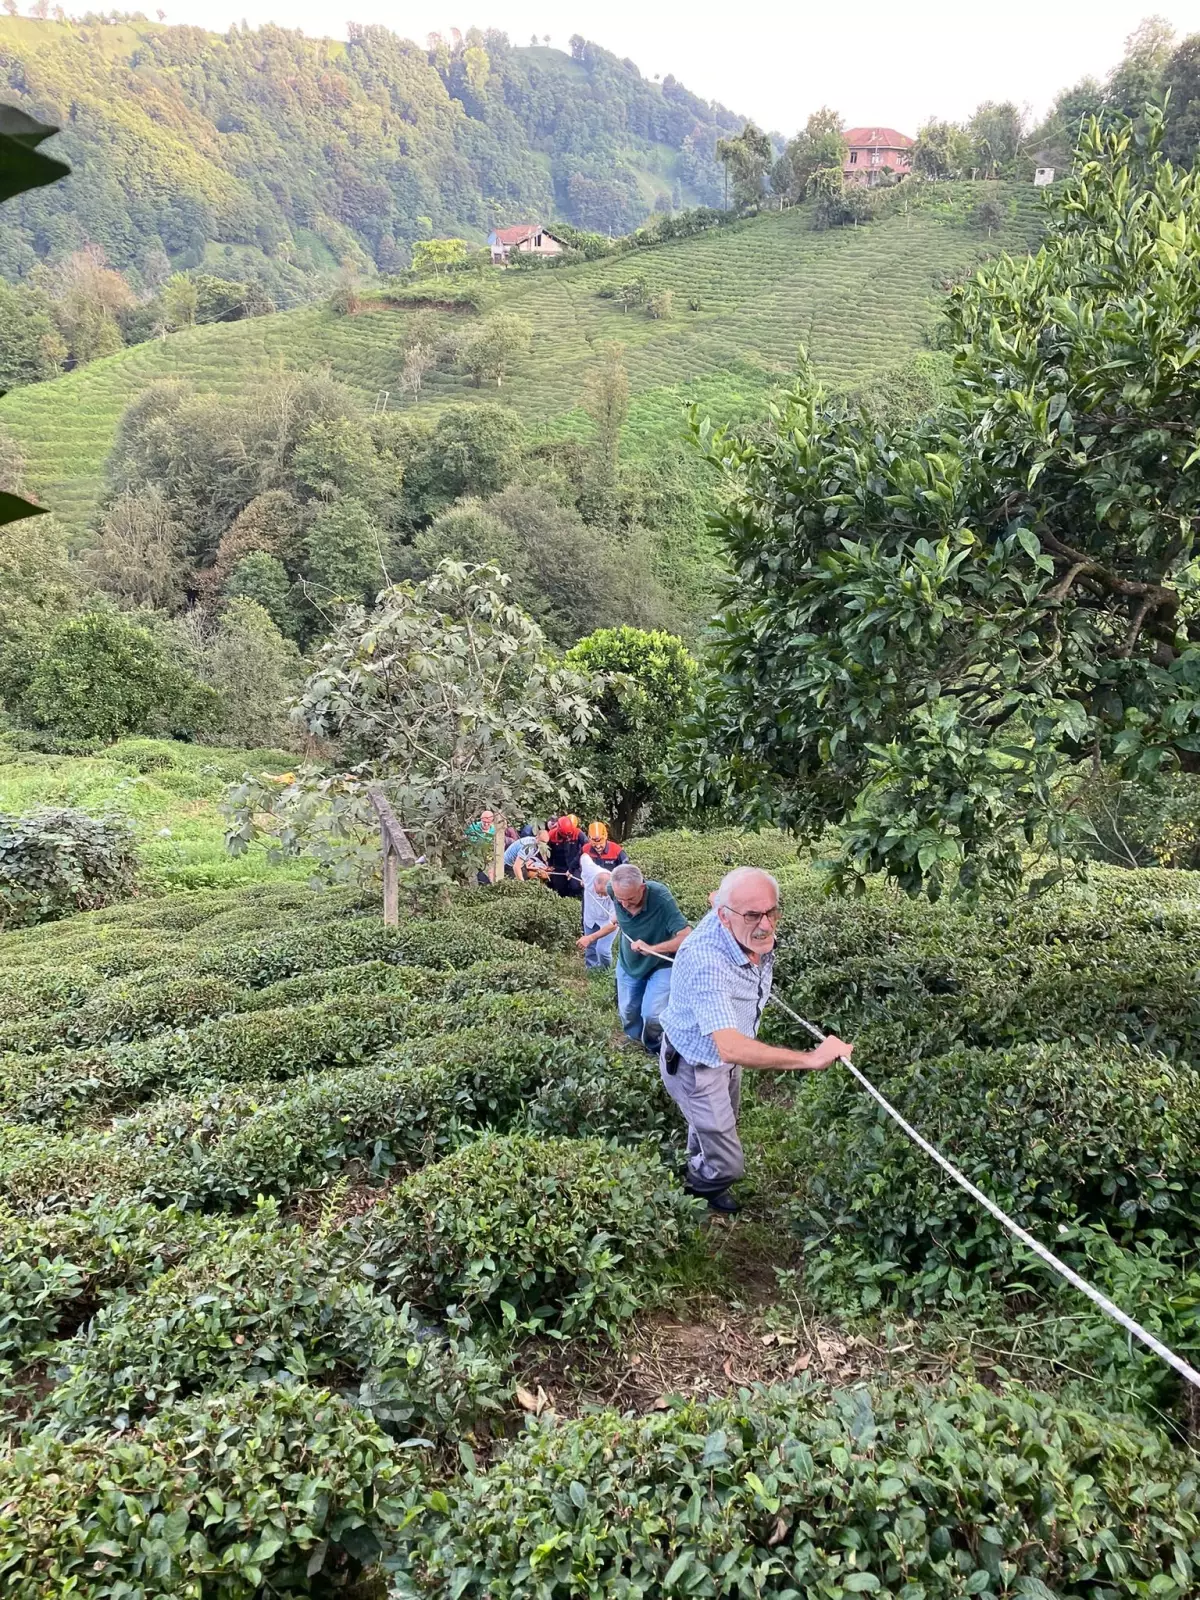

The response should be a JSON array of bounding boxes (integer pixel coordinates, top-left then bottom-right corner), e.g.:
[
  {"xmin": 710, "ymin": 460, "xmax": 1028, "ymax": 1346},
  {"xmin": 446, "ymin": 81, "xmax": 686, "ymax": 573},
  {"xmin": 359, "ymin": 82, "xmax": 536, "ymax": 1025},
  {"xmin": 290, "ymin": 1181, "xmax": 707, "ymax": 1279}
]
[
  {"xmin": 0, "ymin": 1019, "xmax": 647, "ymax": 1214},
  {"xmin": 357, "ymin": 1134, "xmax": 700, "ymax": 1338},
  {"xmin": 0, "ymin": 986, "xmax": 595, "ymax": 1129},
  {"xmin": 0, "ymin": 1383, "xmax": 422, "ymax": 1598},
  {"xmin": 394, "ymin": 1380, "xmax": 1200, "ymax": 1600},
  {"xmin": 788, "ymin": 1040, "xmax": 1200, "ymax": 1307},
  {"xmin": 44, "ymin": 1221, "xmax": 502, "ymax": 1438}
]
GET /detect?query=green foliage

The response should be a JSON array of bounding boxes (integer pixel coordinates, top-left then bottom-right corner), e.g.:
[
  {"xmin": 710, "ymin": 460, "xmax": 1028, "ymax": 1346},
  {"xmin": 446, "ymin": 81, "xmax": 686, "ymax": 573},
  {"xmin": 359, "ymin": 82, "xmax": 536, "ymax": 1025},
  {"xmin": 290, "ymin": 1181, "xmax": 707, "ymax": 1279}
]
[
  {"xmin": 403, "ymin": 488, "xmax": 681, "ymax": 646},
  {"xmin": 0, "ymin": 100, "xmax": 67, "ymax": 530},
  {"xmin": 0, "ymin": 280, "xmax": 63, "ymax": 388},
  {"xmin": 791, "ymin": 1041, "xmax": 1200, "ymax": 1307},
  {"xmin": 1, "ymin": 189, "xmax": 1042, "ymax": 543},
  {"xmin": 360, "ymin": 1133, "xmax": 698, "ymax": 1336},
  {"xmin": 0, "ymin": 806, "xmax": 136, "ymax": 927},
  {"xmin": 0, "ymin": 737, "xmax": 308, "ymax": 895},
  {"xmin": 22, "ymin": 611, "xmax": 213, "ymax": 744},
  {"xmin": 0, "ymin": 20, "xmax": 742, "ymax": 288},
  {"xmin": 228, "ymin": 562, "xmax": 595, "ymax": 871},
  {"xmin": 0, "ymin": 1383, "xmax": 422, "ymax": 1596},
  {"xmin": 459, "ymin": 312, "xmax": 532, "ymax": 388},
  {"xmin": 186, "ymin": 599, "xmax": 303, "ymax": 750},
  {"xmin": 715, "ymin": 122, "xmax": 773, "ymax": 209},
  {"xmin": 395, "ymin": 1381, "xmax": 1199, "ymax": 1600},
  {"xmin": 45, "ymin": 1220, "xmax": 501, "ymax": 1435},
  {"xmin": 775, "ymin": 108, "xmax": 848, "ymax": 202},
  {"xmin": 565, "ymin": 626, "xmax": 697, "ymax": 836},
  {"xmin": 681, "ymin": 110, "xmax": 1200, "ymax": 900}
]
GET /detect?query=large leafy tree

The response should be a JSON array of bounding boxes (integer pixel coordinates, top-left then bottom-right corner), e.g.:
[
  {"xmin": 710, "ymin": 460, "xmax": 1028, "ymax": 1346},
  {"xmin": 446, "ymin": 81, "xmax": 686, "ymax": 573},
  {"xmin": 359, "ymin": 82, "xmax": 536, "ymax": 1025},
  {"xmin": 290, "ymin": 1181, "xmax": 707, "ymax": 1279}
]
[
  {"xmin": 565, "ymin": 626, "xmax": 696, "ymax": 839},
  {"xmin": 681, "ymin": 108, "xmax": 1200, "ymax": 900},
  {"xmin": 716, "ymin": 123, "xmax": 773, "ymax": 209},
  {"xmin": 227, "ymin": 562, "xmax": 594, "ymax": 874}
]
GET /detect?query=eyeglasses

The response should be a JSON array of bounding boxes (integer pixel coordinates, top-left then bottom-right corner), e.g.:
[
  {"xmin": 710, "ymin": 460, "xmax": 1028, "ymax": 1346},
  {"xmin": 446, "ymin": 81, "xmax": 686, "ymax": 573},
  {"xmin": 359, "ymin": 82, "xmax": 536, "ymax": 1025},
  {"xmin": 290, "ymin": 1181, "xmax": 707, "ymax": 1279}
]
[{"xmin": 723, "ymin": 904, "xmax": 781, "ymax": 926}]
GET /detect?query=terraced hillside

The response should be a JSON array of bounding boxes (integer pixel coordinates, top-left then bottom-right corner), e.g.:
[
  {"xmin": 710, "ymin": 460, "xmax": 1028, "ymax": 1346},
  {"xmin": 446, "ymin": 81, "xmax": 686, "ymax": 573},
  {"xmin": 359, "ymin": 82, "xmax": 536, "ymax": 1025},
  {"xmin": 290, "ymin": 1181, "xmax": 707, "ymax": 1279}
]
[
  {"xmin": 2, "ymin": 827, "xmax": 1199, "ymax": 1592},
  {"xmin": 0, "ymin": 188, "xmax": 1042, "ymax": 533}
]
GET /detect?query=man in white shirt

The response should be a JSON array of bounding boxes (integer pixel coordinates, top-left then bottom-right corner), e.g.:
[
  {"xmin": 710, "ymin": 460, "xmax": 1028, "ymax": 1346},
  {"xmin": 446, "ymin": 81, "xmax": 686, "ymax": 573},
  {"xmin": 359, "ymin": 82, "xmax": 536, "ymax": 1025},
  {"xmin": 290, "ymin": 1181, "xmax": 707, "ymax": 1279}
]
[{"xmin": 577, "ymin": 857, "xmax": 615, "ymax": 969}]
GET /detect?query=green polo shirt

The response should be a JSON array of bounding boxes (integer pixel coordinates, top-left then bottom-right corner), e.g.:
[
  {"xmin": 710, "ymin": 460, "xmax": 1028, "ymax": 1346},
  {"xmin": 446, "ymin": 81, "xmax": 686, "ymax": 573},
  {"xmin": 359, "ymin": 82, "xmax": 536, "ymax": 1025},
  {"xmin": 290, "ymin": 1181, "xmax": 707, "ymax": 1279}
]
[{"xmin": 606, "ymin": 879, "xmax": 689, "ymax": 979}]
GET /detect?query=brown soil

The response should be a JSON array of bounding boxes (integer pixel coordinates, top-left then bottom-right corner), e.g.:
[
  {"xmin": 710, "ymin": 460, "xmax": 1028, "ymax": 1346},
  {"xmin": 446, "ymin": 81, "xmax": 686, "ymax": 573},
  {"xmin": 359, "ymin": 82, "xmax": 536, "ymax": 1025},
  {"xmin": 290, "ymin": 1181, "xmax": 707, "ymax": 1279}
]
[{"xmin": 511, "ymin": 1302, "xmax": 899, "ymax": 1421}]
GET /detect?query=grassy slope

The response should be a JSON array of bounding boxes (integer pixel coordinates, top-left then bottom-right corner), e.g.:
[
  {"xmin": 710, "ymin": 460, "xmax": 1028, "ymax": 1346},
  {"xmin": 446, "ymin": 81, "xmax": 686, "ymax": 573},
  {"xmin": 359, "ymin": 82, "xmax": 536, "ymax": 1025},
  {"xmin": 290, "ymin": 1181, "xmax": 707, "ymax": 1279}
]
[
  {"xmin": 0, "ymin": 738, "xmax": 306, "ymax": 893},
  {"xmin": 1, "ymin": 189, "xmax": 1042, "ymax": 533}
]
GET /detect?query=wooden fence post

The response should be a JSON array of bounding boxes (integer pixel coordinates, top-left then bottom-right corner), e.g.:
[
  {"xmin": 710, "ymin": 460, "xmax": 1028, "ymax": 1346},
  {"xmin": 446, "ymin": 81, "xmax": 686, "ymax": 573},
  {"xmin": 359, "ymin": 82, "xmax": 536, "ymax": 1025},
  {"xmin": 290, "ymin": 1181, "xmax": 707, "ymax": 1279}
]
[
  {"xmin": 492, "ymin": 813, "xmax": 506, "ymax": 885},
  {"xmin": 367, "ymin": 785, "xmax": 417, "ymax": 925}
]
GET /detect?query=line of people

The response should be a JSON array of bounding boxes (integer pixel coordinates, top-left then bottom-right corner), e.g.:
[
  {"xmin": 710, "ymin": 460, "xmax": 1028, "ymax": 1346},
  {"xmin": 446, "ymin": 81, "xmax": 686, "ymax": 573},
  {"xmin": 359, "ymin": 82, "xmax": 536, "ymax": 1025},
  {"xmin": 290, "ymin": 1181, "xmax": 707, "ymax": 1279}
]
[
  {"xmin": 589, "ymin": 858, "xmax": 855, "ymax": 1218},
  {"xmin": 467, "ymin": 810, "xmax": 855, "ymax": 1216}
]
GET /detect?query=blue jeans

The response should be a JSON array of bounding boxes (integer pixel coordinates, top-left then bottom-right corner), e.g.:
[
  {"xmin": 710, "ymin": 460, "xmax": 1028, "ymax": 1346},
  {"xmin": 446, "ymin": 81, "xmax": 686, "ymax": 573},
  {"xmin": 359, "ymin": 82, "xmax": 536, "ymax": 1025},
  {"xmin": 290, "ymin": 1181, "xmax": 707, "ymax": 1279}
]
[
  {"xmin": 584, "ymin": 922, "xmax": 615, "ymax": 970},
  {"xmin": 616, "ymin": 963, "xmax": 672, "ymax": 1051}
]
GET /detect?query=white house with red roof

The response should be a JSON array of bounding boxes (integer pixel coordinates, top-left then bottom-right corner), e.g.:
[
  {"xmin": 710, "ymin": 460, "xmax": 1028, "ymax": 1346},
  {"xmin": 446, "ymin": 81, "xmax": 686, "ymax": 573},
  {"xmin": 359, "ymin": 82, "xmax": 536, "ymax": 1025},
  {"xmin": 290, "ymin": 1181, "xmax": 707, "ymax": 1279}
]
[
  {"xmin": 842, "ymin": 127, "xmax": 914, "ymax": 186},
  {"xmin": 488, "ymin": 224, "xmax": 566, "ymax": 264}
]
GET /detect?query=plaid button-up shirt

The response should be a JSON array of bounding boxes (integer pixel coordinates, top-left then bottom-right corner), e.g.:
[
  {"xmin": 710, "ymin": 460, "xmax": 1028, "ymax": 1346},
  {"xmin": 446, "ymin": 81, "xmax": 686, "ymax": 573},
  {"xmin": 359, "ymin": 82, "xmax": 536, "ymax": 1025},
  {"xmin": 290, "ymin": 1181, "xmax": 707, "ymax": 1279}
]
[{"xmin": 662, "ymin": 910, "xmax": 774, "ymax": 1067}]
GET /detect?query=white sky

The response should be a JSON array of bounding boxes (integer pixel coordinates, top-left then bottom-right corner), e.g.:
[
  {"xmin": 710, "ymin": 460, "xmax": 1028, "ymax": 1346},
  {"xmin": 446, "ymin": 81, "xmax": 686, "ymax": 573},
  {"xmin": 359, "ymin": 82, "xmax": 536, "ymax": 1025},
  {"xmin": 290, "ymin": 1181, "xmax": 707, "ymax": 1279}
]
[{"xmin": 154, "ymin": 1, "xmax": 1199, "ymax": 135}]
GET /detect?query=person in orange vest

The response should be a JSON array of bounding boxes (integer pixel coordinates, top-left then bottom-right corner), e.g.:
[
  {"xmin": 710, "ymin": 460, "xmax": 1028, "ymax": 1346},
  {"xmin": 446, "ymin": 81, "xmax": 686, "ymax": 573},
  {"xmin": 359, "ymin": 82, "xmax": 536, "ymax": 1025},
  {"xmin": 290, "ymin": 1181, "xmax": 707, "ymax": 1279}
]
[{"xmin": 583, "ymin": 821, "xmax": 628, "ymax": 870}]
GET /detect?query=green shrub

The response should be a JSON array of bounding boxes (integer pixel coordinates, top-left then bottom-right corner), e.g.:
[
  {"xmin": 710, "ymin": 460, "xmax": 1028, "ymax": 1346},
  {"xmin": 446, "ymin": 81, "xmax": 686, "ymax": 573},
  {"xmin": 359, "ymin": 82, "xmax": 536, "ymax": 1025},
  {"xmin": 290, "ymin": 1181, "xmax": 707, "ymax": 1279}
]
[
  {"xmin": 45, "ymin": 1223, "xmax": 500, "ymax": 1436},
  {"xmin": 0, "ymin": 971, "xmax": 247, "ymax": 1053},
  {"xmin": 360, "ymin": 1134, "xmax": 699, "ymax": 1336},
  {"xmin": 0, "ymin": 1198, "xmax": 245, "ymax": 1362},
  {"xmin": 0, "ymin": 808, "xmax": 138, "ymax": 929},
  {"xmin": 788, "ymin": 1041, "xmax": 1200, "ymax": 1308},
  {"xmin": 197, "ymin": 916, "xmax": 528, "ymax": 987},
  {"xmin": 394, "ymin": 1381, "xmax": 1199, "ymax": 1600},
  {"xmin": 182, "ymin": 1026, "xmax": 624, "ymax": 1203},
  {"xmin": 452, "ymin": 883, "xmax": 582, "ymax": 950},
  {"xmin": 0, "ymin": 1383, "xmax": 420, "ymax": 1597},
  {"xmin": 22, "ymin": 611, "xmax": 214, "ymax": 744}
]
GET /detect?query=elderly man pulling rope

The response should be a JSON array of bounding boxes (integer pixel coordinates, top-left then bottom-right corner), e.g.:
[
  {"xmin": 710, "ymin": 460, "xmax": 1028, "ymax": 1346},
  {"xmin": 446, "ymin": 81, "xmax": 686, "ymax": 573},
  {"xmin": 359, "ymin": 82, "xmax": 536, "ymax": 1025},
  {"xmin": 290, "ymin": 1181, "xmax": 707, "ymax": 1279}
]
[{"xmin": 660, "ymin": 866, "xmax": 854, "ymax": 1214}]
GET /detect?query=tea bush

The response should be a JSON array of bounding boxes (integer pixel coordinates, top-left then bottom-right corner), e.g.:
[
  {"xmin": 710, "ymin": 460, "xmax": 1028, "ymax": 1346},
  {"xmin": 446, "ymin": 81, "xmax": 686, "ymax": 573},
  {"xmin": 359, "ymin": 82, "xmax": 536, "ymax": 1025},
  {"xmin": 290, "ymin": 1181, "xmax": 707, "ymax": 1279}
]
[
  {"xmin": 0, "ymin": 1383, "xmax": 422, "ymax": 1597},
  {"xmin": 45, "ymin": 1223, "xmax": 501, "ymax": 1437},
  {"xmin": 394, "ymin": 1380, "xmax": 1200, "ymax": 1600},
  {"xmin": 0, "ymin": 1199, "xmax": 245, "ymax": 1363},
  {"xmin": 0, "ymin": 807, "xmax": 138, "ymax": 928},
  {"xmin": 360, "ymin": 1134, "xmax": 700, "ymax": 1336},
  {"xmin": 789, "ymin": 1040, "xmax": 1200, "ymax": 1307}
]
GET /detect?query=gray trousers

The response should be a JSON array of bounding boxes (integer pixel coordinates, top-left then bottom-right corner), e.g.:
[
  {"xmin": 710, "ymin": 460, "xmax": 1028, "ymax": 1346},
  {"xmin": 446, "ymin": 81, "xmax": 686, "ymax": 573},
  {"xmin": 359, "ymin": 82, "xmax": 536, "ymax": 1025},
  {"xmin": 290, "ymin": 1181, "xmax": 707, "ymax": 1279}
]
[{"xmin": 659, "ymin": 1044, "xmax": 744, "ymax": 1195}]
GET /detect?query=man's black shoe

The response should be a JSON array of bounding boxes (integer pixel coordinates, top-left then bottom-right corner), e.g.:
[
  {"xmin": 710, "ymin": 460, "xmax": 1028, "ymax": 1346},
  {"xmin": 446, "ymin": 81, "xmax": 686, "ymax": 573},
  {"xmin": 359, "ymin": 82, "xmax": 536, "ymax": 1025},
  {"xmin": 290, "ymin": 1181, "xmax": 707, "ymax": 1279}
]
[{"xmin": 686, "ymin": 1185, "xmax": 740, "ymax": 1214}]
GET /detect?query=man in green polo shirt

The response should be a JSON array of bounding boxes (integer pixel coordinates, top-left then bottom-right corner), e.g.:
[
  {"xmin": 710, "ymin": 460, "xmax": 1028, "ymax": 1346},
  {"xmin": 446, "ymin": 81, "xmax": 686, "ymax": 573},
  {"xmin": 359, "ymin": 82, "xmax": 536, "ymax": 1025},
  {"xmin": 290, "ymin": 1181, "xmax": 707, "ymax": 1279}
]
[{"xmin": 580, "ymin": 862, "xmax": 691, "ymax": 1052}]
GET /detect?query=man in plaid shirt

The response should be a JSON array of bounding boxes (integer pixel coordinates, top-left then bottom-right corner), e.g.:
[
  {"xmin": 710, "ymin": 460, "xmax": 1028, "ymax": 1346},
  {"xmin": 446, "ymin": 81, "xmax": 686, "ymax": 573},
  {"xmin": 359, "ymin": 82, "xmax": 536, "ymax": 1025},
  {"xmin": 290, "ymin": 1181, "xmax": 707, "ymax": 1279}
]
[{"xmin": 661, "ymin": 867, "xmax": 853, "ymax": 1214}]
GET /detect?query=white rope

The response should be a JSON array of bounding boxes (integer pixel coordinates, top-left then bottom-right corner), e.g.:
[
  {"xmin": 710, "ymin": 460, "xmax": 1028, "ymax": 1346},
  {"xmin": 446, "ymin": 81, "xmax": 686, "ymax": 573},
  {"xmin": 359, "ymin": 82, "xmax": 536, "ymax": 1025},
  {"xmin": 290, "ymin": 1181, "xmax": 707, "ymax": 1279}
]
[{"xmin": 641, "ymin": 945, "xmax": 1200, "ymax": 1393}]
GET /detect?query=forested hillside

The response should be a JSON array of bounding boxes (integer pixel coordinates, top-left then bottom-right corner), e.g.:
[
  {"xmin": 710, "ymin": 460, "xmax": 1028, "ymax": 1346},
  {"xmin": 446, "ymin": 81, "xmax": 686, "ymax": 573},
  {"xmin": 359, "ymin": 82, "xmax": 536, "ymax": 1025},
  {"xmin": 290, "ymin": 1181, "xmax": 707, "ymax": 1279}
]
[
  {"xmin": 0, "ymin": 185, "xmax": 1042, "ymax": 535},
  {"xmin": 0, "ymin": 16, "xmax": 741, "ymax": 297}
]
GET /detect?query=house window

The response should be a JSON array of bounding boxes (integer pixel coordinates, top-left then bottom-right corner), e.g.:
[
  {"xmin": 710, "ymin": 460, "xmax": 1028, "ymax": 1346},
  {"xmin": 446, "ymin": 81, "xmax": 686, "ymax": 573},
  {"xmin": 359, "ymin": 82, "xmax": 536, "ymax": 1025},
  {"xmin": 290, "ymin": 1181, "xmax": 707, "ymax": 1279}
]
[
  {"xmin": 849, "ymin": 150, "xmax": 858, "ymax": 164},
  {"xmin": 535, "ymin": 232, "xmax": 542, "ymax": 245},
  {"xmin": 871, "ymin": 150, "xmax": 880, "ymax": 166}
]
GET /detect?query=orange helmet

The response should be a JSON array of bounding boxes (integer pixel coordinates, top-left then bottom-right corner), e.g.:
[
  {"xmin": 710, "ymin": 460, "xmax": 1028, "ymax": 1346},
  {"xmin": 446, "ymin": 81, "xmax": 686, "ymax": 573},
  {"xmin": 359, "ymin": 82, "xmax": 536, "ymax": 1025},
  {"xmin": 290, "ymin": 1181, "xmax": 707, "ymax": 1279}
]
[{"xmin": 588, "ymin": 821, "xmax": 608, "ymax": 846}]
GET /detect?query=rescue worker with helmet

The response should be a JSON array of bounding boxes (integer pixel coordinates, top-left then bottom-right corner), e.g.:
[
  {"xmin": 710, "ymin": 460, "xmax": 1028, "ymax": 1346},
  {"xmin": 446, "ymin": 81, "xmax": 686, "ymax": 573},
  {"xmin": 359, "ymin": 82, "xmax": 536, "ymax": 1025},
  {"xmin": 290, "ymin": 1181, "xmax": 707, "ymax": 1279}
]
[{"xmin": 546, "ymin": 815, "xmax": 585, "ymax": 899}]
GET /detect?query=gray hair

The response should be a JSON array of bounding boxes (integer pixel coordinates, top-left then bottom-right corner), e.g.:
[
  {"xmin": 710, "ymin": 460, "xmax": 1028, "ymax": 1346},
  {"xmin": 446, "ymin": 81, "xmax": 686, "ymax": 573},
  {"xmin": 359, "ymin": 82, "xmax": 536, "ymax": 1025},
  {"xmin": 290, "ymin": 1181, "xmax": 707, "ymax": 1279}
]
[
  {"xmin": 716, "ymin": 866, "xmax": 779, "ymax": 908},
  {"xmin": 609, "ymin": 863, "xmax": 644, "ymax": 892}
]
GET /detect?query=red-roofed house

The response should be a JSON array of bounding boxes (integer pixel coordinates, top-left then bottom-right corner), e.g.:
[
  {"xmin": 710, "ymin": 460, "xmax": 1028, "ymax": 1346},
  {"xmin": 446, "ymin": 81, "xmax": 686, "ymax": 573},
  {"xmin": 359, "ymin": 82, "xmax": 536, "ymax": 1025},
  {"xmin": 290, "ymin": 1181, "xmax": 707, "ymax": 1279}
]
[
  {"xmin": 843, "ymin": 127, "xmax": 914, "ymax": 186},
  {"xmin": 488, "ymin": 224, "xmax": 566, "ymax": 264}
]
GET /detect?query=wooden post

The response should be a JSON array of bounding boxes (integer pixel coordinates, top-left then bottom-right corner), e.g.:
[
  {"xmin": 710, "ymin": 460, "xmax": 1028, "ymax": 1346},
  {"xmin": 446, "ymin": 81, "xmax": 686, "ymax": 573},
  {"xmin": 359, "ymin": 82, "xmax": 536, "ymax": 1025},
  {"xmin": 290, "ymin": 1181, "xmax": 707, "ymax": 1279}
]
[
  {"xmin": 382, "ymin": 835, "xmax": 398, "ymax": 925},
  {"xmin": 492, "ymin": 813, "xmax": 506, "ymax": 885},
  {"xmin": 367, "ymin": 785, "xmax": 417, "ymax": 925}
]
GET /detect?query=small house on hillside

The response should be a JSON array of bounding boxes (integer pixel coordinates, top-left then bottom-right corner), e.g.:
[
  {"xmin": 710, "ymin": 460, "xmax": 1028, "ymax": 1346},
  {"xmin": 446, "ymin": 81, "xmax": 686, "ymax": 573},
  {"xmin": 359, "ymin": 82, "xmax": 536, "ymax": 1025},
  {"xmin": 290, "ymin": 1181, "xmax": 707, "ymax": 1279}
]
[
  {"xmin": 843, "ymin": 127, "xmax": 914, "ymax": 186},
  {"xmin": 488, "ymin": 225, "xmax": 566, "ymax": 264}
]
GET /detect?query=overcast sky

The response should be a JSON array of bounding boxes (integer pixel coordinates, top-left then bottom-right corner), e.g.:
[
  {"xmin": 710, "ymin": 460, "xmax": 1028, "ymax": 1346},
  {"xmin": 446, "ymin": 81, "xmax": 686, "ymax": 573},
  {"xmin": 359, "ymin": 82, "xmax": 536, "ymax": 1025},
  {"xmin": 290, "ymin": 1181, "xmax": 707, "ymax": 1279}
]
[{"xmin": 157, "ymin": 1, "xmax": 1198, "ymax": 135}]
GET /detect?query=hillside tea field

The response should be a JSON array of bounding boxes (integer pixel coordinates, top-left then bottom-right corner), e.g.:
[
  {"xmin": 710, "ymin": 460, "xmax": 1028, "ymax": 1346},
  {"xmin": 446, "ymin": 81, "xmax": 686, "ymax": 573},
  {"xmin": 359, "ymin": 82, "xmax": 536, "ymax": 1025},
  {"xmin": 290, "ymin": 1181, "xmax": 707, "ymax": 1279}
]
[
  {"xmin": 0, "ymin": 738, "xmax": 307, "ymax": 894},
  {"xmin": 0, "ymin": 191, "xmax": 1042, "ymax": 534},
  {"xmin": 1, "ymin": 826, "xmax": 1199, "ymax": 1595}
]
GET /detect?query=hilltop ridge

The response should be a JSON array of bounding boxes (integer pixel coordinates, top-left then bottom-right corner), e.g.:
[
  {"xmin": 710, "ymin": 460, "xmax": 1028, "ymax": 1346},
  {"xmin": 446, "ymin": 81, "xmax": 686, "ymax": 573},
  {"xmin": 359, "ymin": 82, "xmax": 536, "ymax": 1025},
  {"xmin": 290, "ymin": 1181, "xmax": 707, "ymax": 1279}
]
[{"xmin": 0, "ymin": 15, "xmax": 743, "ymax": 298}]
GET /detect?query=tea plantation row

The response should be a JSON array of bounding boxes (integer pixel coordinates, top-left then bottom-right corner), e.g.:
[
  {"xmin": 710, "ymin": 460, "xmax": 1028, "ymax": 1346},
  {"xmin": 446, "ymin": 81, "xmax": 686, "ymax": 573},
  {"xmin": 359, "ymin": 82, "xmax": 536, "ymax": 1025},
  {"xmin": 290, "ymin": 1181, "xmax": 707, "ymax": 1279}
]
[{"xmin": 1, "ymin": 834, "xmax": 1198, "ymax": 1596}]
